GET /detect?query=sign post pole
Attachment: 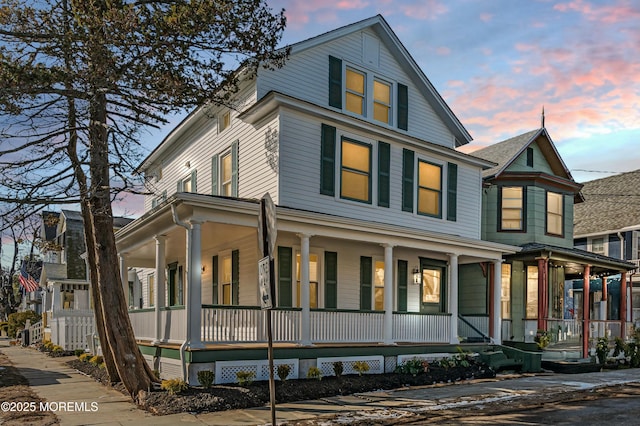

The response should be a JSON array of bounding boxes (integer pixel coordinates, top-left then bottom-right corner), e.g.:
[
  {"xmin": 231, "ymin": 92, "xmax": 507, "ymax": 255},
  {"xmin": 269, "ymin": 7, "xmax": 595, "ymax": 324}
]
[{"xmin": 259, "ymin": 194, "xmax": 277, "ymax": 425}]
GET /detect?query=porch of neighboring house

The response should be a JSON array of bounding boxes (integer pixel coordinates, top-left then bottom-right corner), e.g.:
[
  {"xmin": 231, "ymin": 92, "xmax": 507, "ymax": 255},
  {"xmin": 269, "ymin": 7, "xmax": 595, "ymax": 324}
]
[
  {"xmin": 498, "ymin": 244, "xmax": 636, "ymax": 360},
  {"xmin": 117, "ymin": 194, "xmax": 516, "ymax": 383}
]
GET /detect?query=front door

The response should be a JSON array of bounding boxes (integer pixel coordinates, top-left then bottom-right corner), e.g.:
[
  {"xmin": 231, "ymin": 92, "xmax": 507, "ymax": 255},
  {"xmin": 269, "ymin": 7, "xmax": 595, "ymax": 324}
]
[{"xmin": 420, "ymin": 258, "xmax": 446, "ymax": 314}]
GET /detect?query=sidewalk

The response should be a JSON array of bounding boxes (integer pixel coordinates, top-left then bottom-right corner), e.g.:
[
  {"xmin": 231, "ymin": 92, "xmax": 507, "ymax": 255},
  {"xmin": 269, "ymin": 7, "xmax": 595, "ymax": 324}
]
[{"xmin": 3, "ymin": 339, "xmax": 640, "ymax": 425}]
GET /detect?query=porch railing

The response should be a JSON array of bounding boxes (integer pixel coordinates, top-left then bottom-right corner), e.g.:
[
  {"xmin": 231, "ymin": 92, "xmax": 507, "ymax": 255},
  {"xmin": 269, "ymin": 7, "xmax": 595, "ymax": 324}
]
[
  {"xmin": 458, "ymin": 315, "xmax": 489, "ymax": 342},
  {"xmin": 589, "ymin": 320, "xmax": 622, "ymax": 340},
  {"xmin": 546, "ymin": 319, "xmax": 581, "ymax": 344},
  {"xmin": 394, "ymin": 312, "xmax": 450, "ymax": 342},
  {"xmin": 131, "ymin": 306, "xmax": 456, "ymax": 345},
  {"xmin": 311, "ymin": 310, "xmax": 383, "ymax": 342}
]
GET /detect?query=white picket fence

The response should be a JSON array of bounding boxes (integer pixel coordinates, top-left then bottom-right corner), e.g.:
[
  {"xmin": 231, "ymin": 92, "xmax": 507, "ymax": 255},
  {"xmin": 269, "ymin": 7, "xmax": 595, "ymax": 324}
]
[
  {"xmin": 50, "ymin": 314, "xmax": 95, "ymax": 351},
  {"xmin": 28, "ymin": 320, "xmax": 43, "ymax": 345}
]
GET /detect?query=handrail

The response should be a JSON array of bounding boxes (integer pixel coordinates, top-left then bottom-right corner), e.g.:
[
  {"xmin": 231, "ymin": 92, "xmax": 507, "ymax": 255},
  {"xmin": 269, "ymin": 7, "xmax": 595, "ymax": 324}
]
[{"xmin": 458, "ymin": 314, "xmax": 490, "ymax": 342}]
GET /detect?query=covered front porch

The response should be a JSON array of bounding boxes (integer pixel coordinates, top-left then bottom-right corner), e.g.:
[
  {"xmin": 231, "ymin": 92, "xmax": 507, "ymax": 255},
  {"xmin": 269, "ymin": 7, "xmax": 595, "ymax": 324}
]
[{"xmin": 116, "ymin": 194, "xmax": 517, "ymax": 354}]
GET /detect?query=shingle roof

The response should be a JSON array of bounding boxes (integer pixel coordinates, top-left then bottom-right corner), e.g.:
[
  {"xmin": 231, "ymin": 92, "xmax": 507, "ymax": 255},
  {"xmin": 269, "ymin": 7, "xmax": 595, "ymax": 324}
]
[
  {"xmin": 518, "ymin": 242, "xmax": 636, "ymax": 271},
  {"xmin": 471, "ymin": 129, "xmax": 541, "ymax": 178},
  {"xmin": 574, "ymin": 169, "xmax": 640, "ymax": 236}
]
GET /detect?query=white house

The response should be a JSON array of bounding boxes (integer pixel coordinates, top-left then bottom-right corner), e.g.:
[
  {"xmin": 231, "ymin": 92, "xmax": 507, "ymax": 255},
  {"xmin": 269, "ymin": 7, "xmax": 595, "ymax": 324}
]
[{"xmin": 116, "ymin": 15, "xmax": 517, "ymax": 383}]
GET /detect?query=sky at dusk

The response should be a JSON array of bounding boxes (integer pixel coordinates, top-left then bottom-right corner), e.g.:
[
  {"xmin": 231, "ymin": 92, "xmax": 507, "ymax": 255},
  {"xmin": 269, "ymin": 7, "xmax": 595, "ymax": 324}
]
[
  {"xmin": 3, "ymin": 0, "xmax": 639, "ymax": 266},
  {"xmin": 137, "ymin": 0, "xmax": 639, "ymax": 195}
]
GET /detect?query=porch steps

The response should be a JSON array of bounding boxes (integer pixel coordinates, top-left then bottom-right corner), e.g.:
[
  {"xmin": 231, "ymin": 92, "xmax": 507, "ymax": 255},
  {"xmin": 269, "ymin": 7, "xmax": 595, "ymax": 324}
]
[{"xmin": 479, "ymin": 345, "xmax": 542, "ymax": 373}]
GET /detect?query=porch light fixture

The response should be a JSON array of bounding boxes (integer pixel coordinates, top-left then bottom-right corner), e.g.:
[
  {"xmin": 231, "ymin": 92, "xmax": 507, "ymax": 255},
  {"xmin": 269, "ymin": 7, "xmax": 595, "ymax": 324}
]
[
  {"xmin": 412, "ymin": 267, "xmax": 420, "ymax": 285},
  {"xmin": 185, "ymin": 161, "xmax": 191, "ymax": 168}
]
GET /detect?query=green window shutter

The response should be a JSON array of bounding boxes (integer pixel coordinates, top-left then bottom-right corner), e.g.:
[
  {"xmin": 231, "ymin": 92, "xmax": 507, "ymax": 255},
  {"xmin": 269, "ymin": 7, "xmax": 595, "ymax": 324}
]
[
  {"xmin": 277, "ymin": 246, "xmax": 292, "ymax": 307},
  {"xmin": 378, "ymin": 141, "xmax": 390, "ymax": 208},
  {"xmin": 324, "ymin": 251, "xmax": 338, "ymax": 309},
  {"xmin": 397, "ymin": 260, "xmax": 408, "ymax": 312},
  {"xmin": 212, "ymin": 255, "xmax": 219, "ymax": 304},
  {"xmin": 231, "ymin": 140, "xmax": 239, "ymax": 197},
  {"xmin": 397, "ymin": 83, "xmax": 408, "ymax": 131},
  {"xmin": 191, "ymin": 170, "xmax": 197, "ymax": 193},
  {"xmin": 320, "ymin": 124, "xmax": 336, "ymax": 196},
  {"xmin": 447, "ymin": 162, "xmax": 458, "ymax": 221},
  {"xmin": 231, "ymin": 249, "xmax": 239, "ymax": 305},
  {"xmin": 328, "ymin": 56, "xmax": 342, "ymax": 108},
  {"xmin": 402, "ymin": 149, "xmax": 414, "ymax": 212},
  {"xmin": 211, "ymin": 154, "xmax": 219, "ymax": 195},
  {"xmin": 360, "ymin": 256, "xmax": 372, "ymax": 310}
]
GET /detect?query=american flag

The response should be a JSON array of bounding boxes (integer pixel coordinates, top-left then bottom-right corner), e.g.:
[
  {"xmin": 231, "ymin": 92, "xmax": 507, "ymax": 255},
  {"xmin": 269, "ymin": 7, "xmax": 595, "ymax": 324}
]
[{"xmin": 18, "ymin": 266, "xmax": 39, "ymax": 292}]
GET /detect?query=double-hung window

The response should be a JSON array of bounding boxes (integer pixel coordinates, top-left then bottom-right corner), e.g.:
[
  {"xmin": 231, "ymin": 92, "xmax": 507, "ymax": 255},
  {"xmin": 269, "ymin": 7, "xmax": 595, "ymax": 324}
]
[
  {"xmin": 212, "ymin": 140, "xmax": 238, "ymax": 197},
  {"xmin": 295, "ymin": 253, "xmax": 319, "ymax": 309},
  {"xmin": 221, "ymin": 255, "xmax": 232, "ymax": 305},
  {"xmin": 500, "ymin": 186, "xmax": 524, "ymax": 231},
  {"xmin": 345, "ymin": 68, "xmax": 366, "ymax": 116},
  {"xmin": 373, "ymin": 79, "xmax": 391, "ymax": 124},
  {"xmin": 340, "ymin": 138, "xmax": 371, "ymax": 203},
  {"xmin": 178, "ymin": 172, "xmax": 196, "ymax": 193},
  {"xmin": 417, "ymin": 160, "xmax": 442, "ymax": 217},
  {"xmin": 218, "ymin": 111, "xmax": 230, "ymax": 133},
  {"xmin": 329, "ymin": 56, "xmax": 407, "ymax": 130},
  {"xmin": 546, "ymin": 191, "xmax": 563, "ymax": 235}
]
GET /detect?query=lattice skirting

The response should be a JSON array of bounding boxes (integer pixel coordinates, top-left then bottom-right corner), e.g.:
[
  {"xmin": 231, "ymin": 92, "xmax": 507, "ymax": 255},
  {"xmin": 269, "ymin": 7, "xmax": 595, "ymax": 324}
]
[
  {"xmin": 316, "ymin": 355, "xmax": 384, "ymax": 377},
  {"xmin": 215, "ymin": 359, "xmax": 299, "ymax": 384}
]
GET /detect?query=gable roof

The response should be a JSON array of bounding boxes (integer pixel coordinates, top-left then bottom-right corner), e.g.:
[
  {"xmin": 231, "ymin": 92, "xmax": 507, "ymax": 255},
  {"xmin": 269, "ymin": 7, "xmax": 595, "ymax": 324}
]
[
  {"xmin": 574, "ymin": 169, "xmax": 640, "ymax": 236},
  {"xmin": 288, "ymin": 15, "xmax": 472, "ymax": 147},
  {"xmin": 471, "ymin": 128, "xmax": 574, "ymax": 181}
]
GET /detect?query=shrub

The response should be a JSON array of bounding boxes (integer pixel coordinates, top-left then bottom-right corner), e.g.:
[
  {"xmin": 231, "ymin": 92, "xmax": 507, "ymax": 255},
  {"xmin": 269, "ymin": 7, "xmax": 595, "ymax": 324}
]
[
  {"xmin": 161, "ymin": 378, "xmax": 188, "ymax": 395},
  {"xmin": 42, "ymin": 341, "xmax": 54, "ymax": 352},
  {"xmin": 89, "ymin": 355, "xmax": 104, "ymax": 366},
  {"xmin": 236, "ymin": 371, "xmax": 256, "ymax": 386},
  {"xmin": 152, "ymin": 369, "xmax": 161, "ymax": 380},
  {"xmin": 534, "ymin": 329, "xmax": 550, "ymax": 349},
  {"xmin": 7, "ymin": 310, "xmax": 39, "ymax": 338},
  {"xmin": 613, "ymin": 337, "xmax": 625, "ymax": 357},
  {"xmin": 395, "ymin": 358, "xmax": 429, "ymax": 375},
  {"xmin": 74, "ymin": 349, "xmax": 86, "ymax": 357},
  {"xmin": 596, "ymin": 336, "xmax": 609, "ymax": 364},
  {"xmin": 276, "ymin": 364, "xmax": 291, "ymax": 381},
  {"xmin": 307, "ymin": 366, "xmax": 322, "ymax": 381},
  {"xmin": 197, "ymin": 370, "xmax": 215, "ymax": 388},
  {"xmin": 52, "ymin": 345, "xmax": 63, "ymax": 353},
  {"xmin": 332, "ymin": 361, "xmax": 344, "ymax": 377},
  {"xmin": 353, "ymin": 361, "xmax": 370, "ymax": 376},
  {"xmin": 79, "ymin": 353, "xmax": 92, "ymax": 362}
]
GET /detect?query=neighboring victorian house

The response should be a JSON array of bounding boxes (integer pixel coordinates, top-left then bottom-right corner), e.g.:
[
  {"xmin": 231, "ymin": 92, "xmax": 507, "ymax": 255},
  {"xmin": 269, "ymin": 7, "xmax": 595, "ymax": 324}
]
[
  {"xmin": 115, "ymin": 15, "xmax": 517, "ymax": 383},
  {"xmin": 38, "ymin": 210, "xmax": 133, "ymax": 350},
  {"xmin": 470, "ymin": 124, "xmax": 635, "ymax": 358},
  {"xmin": 573, "ymin": 170, "xmax": 640, "ymax": 327}
]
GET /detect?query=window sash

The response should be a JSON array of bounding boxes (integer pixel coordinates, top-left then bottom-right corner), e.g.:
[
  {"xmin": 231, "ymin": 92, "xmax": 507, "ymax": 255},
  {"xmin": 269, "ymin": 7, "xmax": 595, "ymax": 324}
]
[
  {"xmin": 340, "ymin": 139, "xmax": 371, "ymax": 203},
  {"xmin": 422, "ymin": 268, "xmax": 441, "ymax": 304},
  {"xmin": 345, "ymin": 68, "xmax": 365, "ymax": 115},
  {"xmin": 417, "ymin": 160, "xmax": 442, "ymax": 217},
  {"xmin": 546, "ymin": 192, "xmax": 563, "ymax": 235},
  {"xmin": 221, "ymin": 152, "xmax": 232, "ymax": 196},
  {"xmin": 501, "ymin": 186, "xmax": 524, "ymax": 230},
  {"xmin": 295, "ymin": 253, "xmax": 319, "ymax": 308},
  {"xmin": 526, "ymin": 265, "xmax": 538, "ymax": 319},
  {"xmin": 373, "ymin": 79, "xmax": 391, "ymax": 124}
]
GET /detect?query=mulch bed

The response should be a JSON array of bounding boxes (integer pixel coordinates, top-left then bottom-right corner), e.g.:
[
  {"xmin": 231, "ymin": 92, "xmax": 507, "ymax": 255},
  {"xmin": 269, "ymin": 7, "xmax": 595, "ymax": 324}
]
[{"xmin": 66, "ymin": 358, "xmax": 495, "ymax": 415}]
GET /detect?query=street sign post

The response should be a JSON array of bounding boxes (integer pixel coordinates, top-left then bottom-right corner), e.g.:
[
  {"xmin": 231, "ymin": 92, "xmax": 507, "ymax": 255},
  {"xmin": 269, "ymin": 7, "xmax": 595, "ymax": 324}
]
[{"xmin": 259, "ymin": 193, "xmax": 277, "ymax": 425}]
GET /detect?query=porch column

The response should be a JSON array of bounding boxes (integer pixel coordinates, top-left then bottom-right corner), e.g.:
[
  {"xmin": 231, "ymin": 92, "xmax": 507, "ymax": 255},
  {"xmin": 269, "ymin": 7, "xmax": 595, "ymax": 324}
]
[
  {"xmin": 583, "ymin": 264, "xmax": 591, "ymax": 358},
  {"xmin": 186, "ymin": 220, "xmax": 204, "ymax": 349},
  {"xmin": 621, "ymin": 271, "xmax": 627, "ymax": 338},
  {"xmin": 491, "ymin": 259, "xmax": 503, "ymax": 344},
  {"xmin": 119, "ymin": 253, "xmax": 129, "ymax": 307},
  {"xmin": 382, "ymin": 244, "xmax": 394, "ymax": 345},
  {"xmin": 298, "ymin": 234, "xmax": 312, "ymax": 346},
  {"xmin": 600, "ymin": 276, "xmax": 608, "ymax": 322},
  {"xmin": 448, "ymin": 253, "xmax": 459, "ymax": 344},
  {"xmin": 153, "ymin": 235, "xmax": 166, "ymax": 344},
  {"xmin": 537, "ymin": 258, "xmax": 548, "ymax": 331}
]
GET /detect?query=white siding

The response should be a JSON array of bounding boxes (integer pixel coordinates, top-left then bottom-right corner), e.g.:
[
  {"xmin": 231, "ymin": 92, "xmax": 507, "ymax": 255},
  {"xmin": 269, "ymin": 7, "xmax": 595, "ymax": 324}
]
[
  {"xmin": 257, "ymin": 28, "xmax": 455, "ymax": 148},
  {"xmin": 143, "ymin": 84, "xmax": 280, "ymax": 211},
  {"xmin": 279, "ymin": 110, "xmax": 482, "ymax": 239}
]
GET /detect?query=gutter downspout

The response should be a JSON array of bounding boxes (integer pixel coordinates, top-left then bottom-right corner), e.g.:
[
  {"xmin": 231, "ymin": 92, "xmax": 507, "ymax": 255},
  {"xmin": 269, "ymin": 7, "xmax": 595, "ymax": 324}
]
[{"xmin": 172, "ymin": 204, "xmax": 190, "ymax": 382}]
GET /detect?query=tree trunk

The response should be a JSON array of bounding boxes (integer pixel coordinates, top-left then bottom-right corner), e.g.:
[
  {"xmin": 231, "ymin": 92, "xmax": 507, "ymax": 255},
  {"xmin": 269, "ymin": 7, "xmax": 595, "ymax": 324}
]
[{"xmin": 88, "ymin": 90, "xmax": 156, "ymax": 400}]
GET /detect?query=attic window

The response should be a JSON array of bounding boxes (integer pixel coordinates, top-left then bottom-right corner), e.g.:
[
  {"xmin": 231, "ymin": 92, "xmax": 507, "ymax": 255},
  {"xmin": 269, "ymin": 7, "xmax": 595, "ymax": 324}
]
[
  {"xmin": 219, "ymin": 111, "xmax": 231, "ymax": 133},
  {"xmin": 526, "ymin": 147, "xmax": 534, "ymax": 167}
]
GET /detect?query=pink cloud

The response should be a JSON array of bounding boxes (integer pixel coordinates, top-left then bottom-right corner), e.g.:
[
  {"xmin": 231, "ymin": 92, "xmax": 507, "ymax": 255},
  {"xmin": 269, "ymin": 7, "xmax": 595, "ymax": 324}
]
[
  {"xmin": 436, "ymin": 46, "xmax": 451, "ymax": 55},
  {"xmin": 554, "ymin": 0, "xmax": 640, "ymax": 24},
  {"xmin": 399, "ymin": 0, "xmax": 448, "ymax": 20},
  {"xmin": 480, "ymin": 13, "xmax": 493, "ymax": 22}
]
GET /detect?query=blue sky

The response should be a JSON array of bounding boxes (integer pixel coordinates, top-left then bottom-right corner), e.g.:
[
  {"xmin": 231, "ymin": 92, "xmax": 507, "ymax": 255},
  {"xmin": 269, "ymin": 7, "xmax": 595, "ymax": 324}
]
[{"xmin": 140, "ymin": 0, "xmax": 639, "ymax": 189}]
